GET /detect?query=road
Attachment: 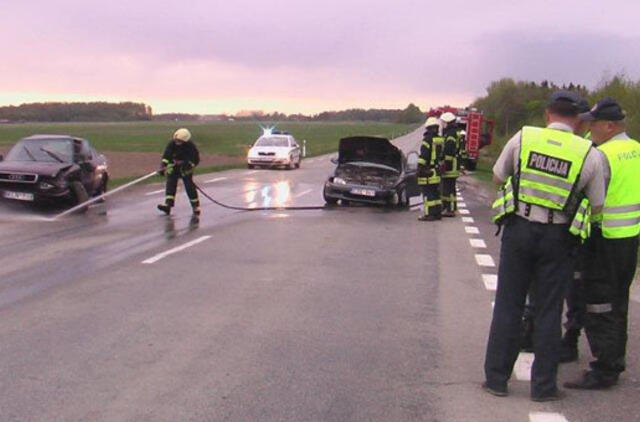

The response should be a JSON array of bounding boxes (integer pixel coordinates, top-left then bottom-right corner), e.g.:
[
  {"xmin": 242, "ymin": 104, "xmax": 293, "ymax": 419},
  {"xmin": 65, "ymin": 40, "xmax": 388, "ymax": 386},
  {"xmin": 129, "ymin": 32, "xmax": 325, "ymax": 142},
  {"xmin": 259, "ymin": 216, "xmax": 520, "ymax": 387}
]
[{"xmin": 1, "ymin": 128, "xmax": 639, "ymax": 421}]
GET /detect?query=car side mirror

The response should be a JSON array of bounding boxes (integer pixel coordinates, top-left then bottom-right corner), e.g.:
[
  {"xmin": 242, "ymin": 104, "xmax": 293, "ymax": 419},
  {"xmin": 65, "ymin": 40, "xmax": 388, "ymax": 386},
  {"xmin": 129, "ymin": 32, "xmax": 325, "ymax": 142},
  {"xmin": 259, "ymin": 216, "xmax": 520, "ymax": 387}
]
[{"xmin": 406, "ymin": 151, "xmax": 419, "ymax": 171}]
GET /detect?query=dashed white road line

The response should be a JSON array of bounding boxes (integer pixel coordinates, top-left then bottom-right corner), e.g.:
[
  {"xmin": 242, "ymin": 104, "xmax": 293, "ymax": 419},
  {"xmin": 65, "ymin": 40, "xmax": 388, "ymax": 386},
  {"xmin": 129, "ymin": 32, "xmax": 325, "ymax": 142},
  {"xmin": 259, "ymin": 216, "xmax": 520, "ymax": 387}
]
[
  {"xmin": 482, "ymin": 274, "xmax": 497, "ymax": 290},
  {"xmin": 514, "ymin": 352, "xmax": 534, "ymax": 381},
  {"xmin": 145, "ymin": 189, "xmax": 165, "ymax": 196},
  {"xmin": 475, "ymin": 254, "xmax": 495, "ymax": 267},
  {"xmin": 469, "ymin": 238, "xmax": 486, "ymax": 248},
  {"xmin": 246, "ymin": 170, "xmax": 258, "ymax": 175},
  {"xmin": 458, "ymin": 202, "xmax": 467, "ymax": 208},
  {"xmin": 462, "ymin": 217, "xmax": 475, "ymax": 223},
  {"xmin": 294, "ymin": 188, "xmax": 313, "ymax": 198},
  {"xmin": 465, "ymin": 226, "xmax": 480, "ymax": 234},
  {"xmin": 529, "ymin": 412, "xmax": 569, "ymax": 422},
  {"xmin": 205, "ymin": 176, "xmax": 228, "ymax": 183},
  {"xmin": 142, "ymin": 236, "xmax": 211, "ymax": 264},
  {"xmin": 459, "ymin": 209, "xmax": 470, "ymax": 215}
]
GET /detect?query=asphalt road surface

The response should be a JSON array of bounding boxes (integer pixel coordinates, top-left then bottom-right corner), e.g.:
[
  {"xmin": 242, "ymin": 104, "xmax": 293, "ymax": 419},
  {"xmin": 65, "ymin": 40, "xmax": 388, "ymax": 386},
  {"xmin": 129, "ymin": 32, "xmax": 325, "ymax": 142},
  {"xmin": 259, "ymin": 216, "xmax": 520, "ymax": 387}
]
[{"xmin": 1, "ymin": 128, "xmax": 640, "ymax": 422}]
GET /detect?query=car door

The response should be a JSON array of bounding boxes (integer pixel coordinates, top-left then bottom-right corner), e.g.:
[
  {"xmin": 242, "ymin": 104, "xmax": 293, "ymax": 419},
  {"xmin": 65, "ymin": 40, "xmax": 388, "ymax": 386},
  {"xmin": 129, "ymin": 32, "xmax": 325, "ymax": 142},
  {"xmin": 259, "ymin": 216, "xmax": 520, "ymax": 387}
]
[
  {"xmin": 73, "ymin": 139, "xmax": 98, "ymax": 193},
  {"xmin": 404, "ymin": 151, "xmax": 420, "ymax": 197},
  {"xmin": 290, "ymin": 138, "xmax": 301, "ymax": 163}
]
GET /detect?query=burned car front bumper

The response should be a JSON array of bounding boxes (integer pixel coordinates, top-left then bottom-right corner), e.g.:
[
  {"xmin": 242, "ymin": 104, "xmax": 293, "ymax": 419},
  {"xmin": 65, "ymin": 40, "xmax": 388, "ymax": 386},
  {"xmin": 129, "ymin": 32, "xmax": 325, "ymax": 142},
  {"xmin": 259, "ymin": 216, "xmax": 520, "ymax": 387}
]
[{"xmin": 323, "ymin": 180, "xmax": 398, "ymax": 205}]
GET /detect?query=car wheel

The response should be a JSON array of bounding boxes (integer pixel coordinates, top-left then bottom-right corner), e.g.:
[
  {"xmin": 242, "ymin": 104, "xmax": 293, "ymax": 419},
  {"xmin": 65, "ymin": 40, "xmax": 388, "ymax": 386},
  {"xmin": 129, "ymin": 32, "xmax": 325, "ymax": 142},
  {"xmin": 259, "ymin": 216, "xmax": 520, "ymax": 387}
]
[
  {"xmin": 288, "ymin": 158, "xmax": 295, "ymax": 170},
  {"xmin": 95, "ymin": 176, "xmax": 108, "ymax": 202},
  {"xmin": 71, "ymin": 181, "xmax": 90, "ymax": 211},
  {"xmin": 397, "ymin": 187, "xmax": 409, "ymax": 208},
  {"xmin": 341, "ymin": 199, "xmax": 350, "ymax": 206}
]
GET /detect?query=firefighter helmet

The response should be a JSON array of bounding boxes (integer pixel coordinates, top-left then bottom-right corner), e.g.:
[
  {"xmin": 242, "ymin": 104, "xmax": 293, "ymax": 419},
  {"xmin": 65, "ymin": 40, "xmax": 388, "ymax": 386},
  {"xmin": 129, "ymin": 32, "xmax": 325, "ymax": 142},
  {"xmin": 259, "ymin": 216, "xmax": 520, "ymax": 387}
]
[
  {"xmin": 173, "ymin": 128, "xmax": 192, "ymax": 142},
  {"xmin": 440, "ymin": 112, "xmax": 456, "ymax": 123},
  {"xmin": 425, "ymin": 117, "xmax": 440, "ymax": 128}
]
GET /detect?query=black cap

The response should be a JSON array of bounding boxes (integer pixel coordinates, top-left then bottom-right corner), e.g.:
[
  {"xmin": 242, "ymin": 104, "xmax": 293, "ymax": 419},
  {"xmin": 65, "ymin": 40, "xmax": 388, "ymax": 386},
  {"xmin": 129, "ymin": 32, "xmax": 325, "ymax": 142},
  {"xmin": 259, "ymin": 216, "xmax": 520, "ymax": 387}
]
[
  {"xmin": 576, "ymin": 99, "xmax": 590, "ymax": 114},
  {"xmin": 579, "ymin": 97, "xmax": 626, "ymax": 121},
  {"xmin": 548, "ymin": 90, "xmax": 583, "ymax": 109}
]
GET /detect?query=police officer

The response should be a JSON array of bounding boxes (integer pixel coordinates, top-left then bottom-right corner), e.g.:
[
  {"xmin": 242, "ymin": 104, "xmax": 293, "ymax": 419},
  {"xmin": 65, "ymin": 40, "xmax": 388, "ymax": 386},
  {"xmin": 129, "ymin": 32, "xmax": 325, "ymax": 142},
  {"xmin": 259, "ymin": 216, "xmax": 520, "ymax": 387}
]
[
  {"xmin": 440, "ymin": 112, "xmax": 460, "ymax": 217},
  {"xmin": 157, "ymin": 128, "xmax": 201, "ymax": 216},
  {"xmin": 483, "ymin": 91, "xmax": 605, "ymax": 401},
  {"xmin": 565, "ymin": 98, "xmax": 640, "ymax": 389},
  {"xmin": 559, "ymin": 98, "xmax": 593, "ymax": 363},
  {"xmin": 417, "ymin": 117, "xmax": 444, "ymax": 221}
]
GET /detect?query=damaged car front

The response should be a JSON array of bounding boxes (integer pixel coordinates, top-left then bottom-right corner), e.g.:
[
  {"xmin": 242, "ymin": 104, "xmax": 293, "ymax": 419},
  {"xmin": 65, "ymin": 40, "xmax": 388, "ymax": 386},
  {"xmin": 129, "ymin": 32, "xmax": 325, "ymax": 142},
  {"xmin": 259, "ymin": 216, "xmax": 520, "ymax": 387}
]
[
  {"xmin": 323, "ymin": 136, "xmax": 419, "ymax": 207},
  {"xmin": 0, "ymin": 135, "xmax": 108, "ymax": 205}
]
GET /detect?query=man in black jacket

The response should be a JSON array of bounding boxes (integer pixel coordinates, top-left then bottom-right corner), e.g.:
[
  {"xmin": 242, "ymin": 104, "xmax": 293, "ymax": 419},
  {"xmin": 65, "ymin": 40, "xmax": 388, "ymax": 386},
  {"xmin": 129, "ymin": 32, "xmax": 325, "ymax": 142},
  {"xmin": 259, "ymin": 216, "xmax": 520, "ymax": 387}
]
[{"xmin": 157, "ymin": 128, "xmax": 201, "ymax": 216}]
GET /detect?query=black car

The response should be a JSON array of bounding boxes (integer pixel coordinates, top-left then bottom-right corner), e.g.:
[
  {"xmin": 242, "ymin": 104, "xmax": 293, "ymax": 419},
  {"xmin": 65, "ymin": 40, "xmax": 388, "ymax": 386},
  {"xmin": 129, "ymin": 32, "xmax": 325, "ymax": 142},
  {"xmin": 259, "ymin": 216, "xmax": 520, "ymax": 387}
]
[
  {"xmin": 323, "ymin": 136, "xmax": 420, "ymax": 207},
  {"xmin": 0, "ymin": 135, "xmax": 109, "ymax": 205}
]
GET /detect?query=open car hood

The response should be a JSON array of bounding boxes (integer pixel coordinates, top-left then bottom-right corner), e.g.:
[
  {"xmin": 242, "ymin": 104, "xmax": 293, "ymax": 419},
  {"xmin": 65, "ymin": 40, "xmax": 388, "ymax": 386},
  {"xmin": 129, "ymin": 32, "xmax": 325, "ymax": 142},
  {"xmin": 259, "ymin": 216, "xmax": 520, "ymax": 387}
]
[{"xmin": 338, "ymin": 137, "xmax": 402, "ymax": 171}]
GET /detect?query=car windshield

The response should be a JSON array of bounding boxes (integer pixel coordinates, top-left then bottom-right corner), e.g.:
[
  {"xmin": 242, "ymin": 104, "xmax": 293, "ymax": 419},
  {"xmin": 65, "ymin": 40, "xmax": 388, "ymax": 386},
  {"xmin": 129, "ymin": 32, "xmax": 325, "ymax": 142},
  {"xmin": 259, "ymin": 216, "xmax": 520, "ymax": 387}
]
[
  {"xmin": 5, "ymin": 139, "xmax": 73, "ymax": 163},
  {"xmin": 254, "ymin": 136, "xmax": 289, "ymax": 147}
]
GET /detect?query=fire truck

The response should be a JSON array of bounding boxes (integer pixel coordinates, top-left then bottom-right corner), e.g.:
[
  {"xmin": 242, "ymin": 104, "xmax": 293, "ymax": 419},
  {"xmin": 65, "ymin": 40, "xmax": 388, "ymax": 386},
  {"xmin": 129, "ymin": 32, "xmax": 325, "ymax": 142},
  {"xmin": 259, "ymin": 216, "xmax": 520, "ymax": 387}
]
[{"xmin": 427, "ymin": 106, "xmax": 494, "ymax": 171}]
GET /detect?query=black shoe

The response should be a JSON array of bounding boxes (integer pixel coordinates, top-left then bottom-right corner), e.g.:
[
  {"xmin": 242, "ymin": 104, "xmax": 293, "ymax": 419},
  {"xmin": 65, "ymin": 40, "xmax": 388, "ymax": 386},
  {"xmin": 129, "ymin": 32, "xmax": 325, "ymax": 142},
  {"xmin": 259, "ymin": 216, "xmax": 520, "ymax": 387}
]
[
  {"xmin": 564, "ymin": 371, "xmax": 617, "ymax": 390},
  {"xmin": 531, "ymin": 390, "xmax": 566, "ymax": 402},
  {"xmin": 559, "ymin": 345, "xmax": 578, "ymax": 363},
  {"xmin": 442, "ymin": 210, "xmax": 456, "ymax": 218},
  {"xmin": 157, "ymin": 204, "xmax": 171, "ymax": 215},
  {"xmin": 482, "ymin": 382, "xmax": 508, "ymax": 397}
]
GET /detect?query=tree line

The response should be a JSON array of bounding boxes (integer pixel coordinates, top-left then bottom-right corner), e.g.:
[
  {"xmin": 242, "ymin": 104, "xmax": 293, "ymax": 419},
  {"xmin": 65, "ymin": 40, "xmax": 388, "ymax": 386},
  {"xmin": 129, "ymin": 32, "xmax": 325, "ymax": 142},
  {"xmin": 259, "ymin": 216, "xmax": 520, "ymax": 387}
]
[
  {"xmin": 0, "ymin": 102, "xmax": 152, "ymax": 122},
  {"xmin": 472, "ymin": 75, "xmax": 639, "ymax": 141}
]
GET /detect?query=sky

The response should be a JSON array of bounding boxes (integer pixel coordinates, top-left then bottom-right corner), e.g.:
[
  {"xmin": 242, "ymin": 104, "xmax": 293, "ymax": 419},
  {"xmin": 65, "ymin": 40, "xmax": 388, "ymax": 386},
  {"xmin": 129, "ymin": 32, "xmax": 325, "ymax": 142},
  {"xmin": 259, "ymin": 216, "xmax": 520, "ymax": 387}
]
[{"xmin": 1, "ymin": 0, "xmax": 639, "ymax": 114}]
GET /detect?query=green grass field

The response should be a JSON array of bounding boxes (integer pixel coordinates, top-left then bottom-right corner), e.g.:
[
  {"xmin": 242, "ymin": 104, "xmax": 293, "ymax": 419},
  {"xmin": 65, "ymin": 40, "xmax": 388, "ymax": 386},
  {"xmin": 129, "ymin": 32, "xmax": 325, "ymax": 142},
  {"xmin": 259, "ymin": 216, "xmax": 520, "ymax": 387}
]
[{"xmin": 0, "ymin": 121, "xmax": 418, "ymax": 157}]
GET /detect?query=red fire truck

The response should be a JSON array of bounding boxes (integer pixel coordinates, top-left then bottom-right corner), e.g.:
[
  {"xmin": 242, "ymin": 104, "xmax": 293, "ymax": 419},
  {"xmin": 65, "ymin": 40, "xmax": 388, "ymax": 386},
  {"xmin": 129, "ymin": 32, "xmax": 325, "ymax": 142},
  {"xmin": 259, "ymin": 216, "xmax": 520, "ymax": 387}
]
[{"xmin": 427, "ymin": 106, "xmax": 494, "ymax": 171}]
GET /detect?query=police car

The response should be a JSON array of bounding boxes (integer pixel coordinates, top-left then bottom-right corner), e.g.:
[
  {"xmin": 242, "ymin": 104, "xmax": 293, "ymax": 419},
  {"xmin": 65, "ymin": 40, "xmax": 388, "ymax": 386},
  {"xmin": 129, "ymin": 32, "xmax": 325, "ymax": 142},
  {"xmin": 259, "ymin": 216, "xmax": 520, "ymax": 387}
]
[{"xmin": 247, "ymin": 131, "xmax": 302, "ymax": 170}]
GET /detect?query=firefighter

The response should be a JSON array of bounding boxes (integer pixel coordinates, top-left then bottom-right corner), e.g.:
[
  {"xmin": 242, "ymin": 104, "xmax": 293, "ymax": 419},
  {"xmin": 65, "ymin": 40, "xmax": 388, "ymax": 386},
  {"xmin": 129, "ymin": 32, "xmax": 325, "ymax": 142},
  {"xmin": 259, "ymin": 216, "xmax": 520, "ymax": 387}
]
[
  {"xmin": 157, "ymin": 128, "xmax": 201, "ymax": 216},
  {"xmin": 459, "ymin": 129, "xmax": 468, "ymax": 167},
  {"xmin": 417, "ymin": 117, "xmax": 443, "ymax": 221},
  {"xmin": 564, "ymin": 98, "xmax": 640, "ymax": 390},
  {"xmin": 440, "ymin": 112, "xmax": 460, "ymax": 217},
  {"xmin": 484, "ymin": 91, "xmax": 605, "ymax": 401}
]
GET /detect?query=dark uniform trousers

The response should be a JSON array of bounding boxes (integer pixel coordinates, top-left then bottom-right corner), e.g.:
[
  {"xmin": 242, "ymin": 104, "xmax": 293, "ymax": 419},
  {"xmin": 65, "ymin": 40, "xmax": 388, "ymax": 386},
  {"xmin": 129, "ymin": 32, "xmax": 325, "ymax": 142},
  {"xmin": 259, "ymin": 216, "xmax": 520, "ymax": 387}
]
[
  {"xmin": 582, "ymin": 227, "xmax": 639, "ymax": 380},
  {"xmin": 565, "ymin": 255, "xmax": 587, "ymax": 333},
  {"xmin": 441, "ymin": 177, "xmax": 457, "ymax": 212},
  {"xmin": 165, "ymin": 172, "xmax": 200, "ymax": 209},
  {"xmin": 422, "ymin": 182, "xmax": 442, "ymax": 217},
  {"xmin": 485, "ymin": 216, "xmax": 577, "ymax": 398}
]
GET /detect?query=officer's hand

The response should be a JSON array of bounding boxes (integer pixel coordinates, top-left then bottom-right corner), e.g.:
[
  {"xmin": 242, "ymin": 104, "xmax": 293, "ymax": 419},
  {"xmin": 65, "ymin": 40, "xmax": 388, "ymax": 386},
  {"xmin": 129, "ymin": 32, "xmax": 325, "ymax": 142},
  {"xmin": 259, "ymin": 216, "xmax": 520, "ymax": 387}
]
[{"xmin": 157, "ymin": 165, "xmax": 166, "ymax": 176}]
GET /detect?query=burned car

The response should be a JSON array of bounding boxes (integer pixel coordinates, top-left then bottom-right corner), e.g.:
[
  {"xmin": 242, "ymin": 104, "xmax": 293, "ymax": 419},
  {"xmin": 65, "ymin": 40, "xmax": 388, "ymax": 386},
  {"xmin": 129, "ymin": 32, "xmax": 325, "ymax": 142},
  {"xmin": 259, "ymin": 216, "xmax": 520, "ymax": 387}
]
[
  {"xmin": 323, "ymin": 136, "xmax": 420, "ymax": 207},
  {"xmin": 0, "ymin": 135, "xmax": 109, "ymax": 205}
]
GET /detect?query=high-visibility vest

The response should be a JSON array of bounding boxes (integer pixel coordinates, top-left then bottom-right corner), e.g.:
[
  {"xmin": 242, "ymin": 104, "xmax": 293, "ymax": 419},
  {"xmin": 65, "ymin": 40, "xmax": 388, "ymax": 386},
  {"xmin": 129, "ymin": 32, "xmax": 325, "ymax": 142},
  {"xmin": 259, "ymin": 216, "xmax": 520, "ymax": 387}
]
[
  {"xmin": 596, "ymin": 138, "xmax": 640, "ymax": 239},
  {"xmin": 518, "ymin": 126, "xmax": 591, "ymax": 211}
]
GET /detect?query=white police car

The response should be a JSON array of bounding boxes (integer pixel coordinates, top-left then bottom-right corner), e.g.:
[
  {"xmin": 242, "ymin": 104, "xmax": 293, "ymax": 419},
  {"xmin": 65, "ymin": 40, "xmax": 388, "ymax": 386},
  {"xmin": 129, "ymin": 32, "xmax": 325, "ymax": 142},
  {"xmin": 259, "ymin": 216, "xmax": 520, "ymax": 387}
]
[{"xmin": 247, "ymin": 131, "xmax": 302, "ymax": 170}]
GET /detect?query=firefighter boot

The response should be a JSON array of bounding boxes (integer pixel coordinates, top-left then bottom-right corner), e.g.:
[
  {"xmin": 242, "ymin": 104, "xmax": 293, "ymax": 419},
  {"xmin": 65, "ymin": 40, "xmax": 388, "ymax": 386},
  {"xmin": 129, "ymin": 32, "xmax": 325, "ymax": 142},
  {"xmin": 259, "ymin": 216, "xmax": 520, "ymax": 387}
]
[
  {"xmin": 559, "ymin": 328, "xmax": 580, "ymax": 363},
  {"xmin": 157, "ymin": 204, "xmax": 172, "ymax": 215}
]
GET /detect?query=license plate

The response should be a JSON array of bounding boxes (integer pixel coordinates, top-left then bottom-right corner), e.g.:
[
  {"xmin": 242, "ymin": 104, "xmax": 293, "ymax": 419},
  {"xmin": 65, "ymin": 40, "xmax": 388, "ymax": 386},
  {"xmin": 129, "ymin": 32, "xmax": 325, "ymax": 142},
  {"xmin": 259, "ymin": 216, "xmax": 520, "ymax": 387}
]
[
  {"xmin": 3, "ymin": 191, "xmax": 34, "ymax": 201},
  {"xmin": 350, "ymin": 188, "xmax": 376, "ymax": 197}
]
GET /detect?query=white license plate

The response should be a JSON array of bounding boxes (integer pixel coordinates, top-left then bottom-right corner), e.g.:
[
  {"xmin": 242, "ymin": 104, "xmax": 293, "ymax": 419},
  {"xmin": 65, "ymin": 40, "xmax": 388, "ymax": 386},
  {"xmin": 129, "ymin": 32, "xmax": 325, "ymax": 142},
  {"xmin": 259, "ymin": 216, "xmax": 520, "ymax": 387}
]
[
  {"xmin": 350, "ymin": 188, "xmax": 376, "ymax": 197},
  {"xmin": 3, "ymin": 191, "xmax": 34, "ymax": 201}
]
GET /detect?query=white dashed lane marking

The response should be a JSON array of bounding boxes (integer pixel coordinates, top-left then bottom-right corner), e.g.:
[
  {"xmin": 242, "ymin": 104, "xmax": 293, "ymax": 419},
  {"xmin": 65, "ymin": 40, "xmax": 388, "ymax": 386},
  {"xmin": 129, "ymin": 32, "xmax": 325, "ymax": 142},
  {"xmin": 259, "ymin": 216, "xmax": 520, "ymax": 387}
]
[
  {"xmin": 475, "ymin": 254, "xmax": 495, "ymax": 267},
  {"xmin": 465, "ymin": 226, "xmax": 480, "ymax": 234},
  {"xmin": 462, "ymin": 217, "xmax": 475, "ymax": 223},
  {"xmin": 482, "ymin": 274, "xmax": 497, "ymax": 290},
  {"xmin": 294, "ymin": 188, "xmax": 313, "ymax": 198},
  {"xmin": 514, "ymin": 352, "xmax": 534, "ymax": 381},
  {"xmin": 142, "ymin": 236, "xmax": 211, "ymax": 264},
  {"xmin": 459, "ymin": 209, "xmax": 470, "ymax": 215},
  {"xmin": 529, "ymin": 412, "xmax": 569, "ymax": 422},
  {"xmin": 145, "ymin": 189, "xmax": 165, "ymax": 196},
  {"xmin": 458, "ymin": 202, "xmax": 467, "ymax": 208},
  {"xmin": 469, "ymin": 238, "xmax": 486, "ymax": 248}
]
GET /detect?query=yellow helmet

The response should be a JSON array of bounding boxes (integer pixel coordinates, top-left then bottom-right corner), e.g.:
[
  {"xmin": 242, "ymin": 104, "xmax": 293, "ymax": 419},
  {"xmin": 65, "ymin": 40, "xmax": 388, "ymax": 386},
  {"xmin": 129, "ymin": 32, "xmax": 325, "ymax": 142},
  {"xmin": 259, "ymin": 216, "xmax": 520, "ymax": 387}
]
[
  {"xmin": 425, "ymin": 117, "xmax": 440, "ymax": 128},
  {"xmin": 440, "ymin": 112, "xmax": 457, "ymax": 123},
  {"xmin": 173, "ymin": 128, "xmax": 192, "ymax": 142}
]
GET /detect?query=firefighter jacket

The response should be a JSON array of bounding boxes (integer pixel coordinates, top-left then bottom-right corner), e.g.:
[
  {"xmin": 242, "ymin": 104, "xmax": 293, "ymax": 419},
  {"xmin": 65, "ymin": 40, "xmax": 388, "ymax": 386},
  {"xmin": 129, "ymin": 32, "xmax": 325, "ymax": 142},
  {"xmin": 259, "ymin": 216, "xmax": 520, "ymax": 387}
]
[
  {"xmin": 442, "ymin": 127, "xmax": 460, "ymax": 178},
  {"xmin": 417, "ymin": 129, "xmax": 443, "ymax": 185},
  {"xmin": 161, "ymin": 140, "xmax": 201, "ymax": 176},
  {"xmin": 593, "ymin": 136, "xmax": 640, "ymax": 239}
]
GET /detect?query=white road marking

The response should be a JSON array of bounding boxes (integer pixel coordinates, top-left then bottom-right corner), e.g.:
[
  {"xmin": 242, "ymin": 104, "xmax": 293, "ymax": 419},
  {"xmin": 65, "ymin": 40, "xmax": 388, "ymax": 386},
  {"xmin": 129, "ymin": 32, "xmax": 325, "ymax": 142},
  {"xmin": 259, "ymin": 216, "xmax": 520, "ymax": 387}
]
[
  {"xmin": 142, "ymin": 236, "xmax": 211, "ymax": 264},
  {"xmin": 482, "ymin": 274, "xmax": 497, "ymax": 290},
  {"xmin": 145, "ymin": 189, "xmax": 165, "ymax": 196},
  {"xmin": 529, "ymin": 412, "xmax": 569, "ymax": 422},
  {"xmin": 248, "ymin": 202, "xmax": 257, "ymax": 209},
  {"xmin": 205, "ymin": 176, "xmax": 227, "ymax": 183},
  {"xmin": 475, "ymin": 254, "xmax": 495, "ymax": 267},
  {"xmin": 465, "ymin": 226, "xmax": 480, "ymax": 234},
  {"xmin": 459, "ymin": 209, "xmax": 470, "ymax": 215},
  {"xmin": 462, "ymin": 217, "xmax": 475, "ymax": 223},
  {"xmin": 246, "ymin": 170, "xmax": 258, "ymax": 175},
  {"xmin": 294, "ymin": 188, "xmax": 313, "ymax": 198},
  {"xmin": 458, "ymin": 202, "xmax": 467, "ymax": 208},
  {"xmin": 469, "ymin": 238, "xmax": 486, "ymax": 248},
  {"xmin": 514, "ymin": 352, "xmax": 534, "ymax": 381}
]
